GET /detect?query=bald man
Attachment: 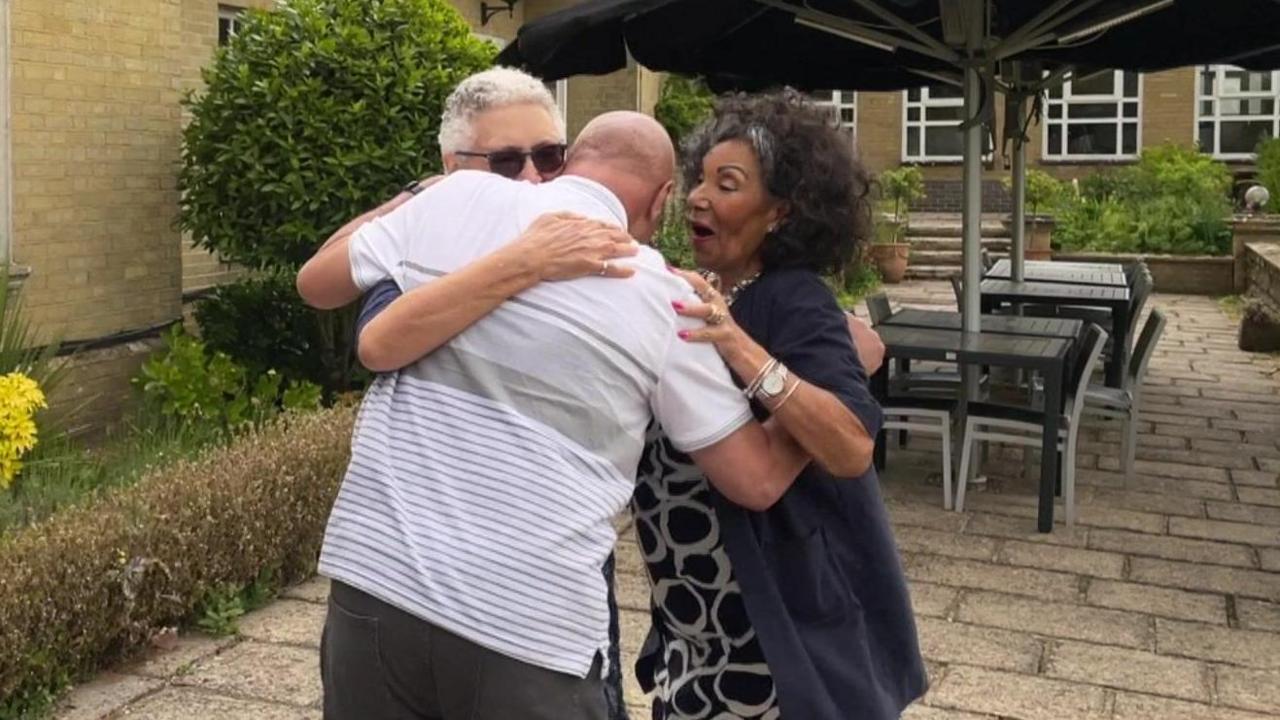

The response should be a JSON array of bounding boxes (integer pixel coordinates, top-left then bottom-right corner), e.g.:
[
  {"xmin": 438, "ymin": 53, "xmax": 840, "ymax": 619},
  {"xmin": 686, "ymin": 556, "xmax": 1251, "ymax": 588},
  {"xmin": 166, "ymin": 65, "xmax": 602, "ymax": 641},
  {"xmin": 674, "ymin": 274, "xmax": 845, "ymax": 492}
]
[{"xmin": 315, "ymin": 113, "xmax": 811, "ymax": 720}]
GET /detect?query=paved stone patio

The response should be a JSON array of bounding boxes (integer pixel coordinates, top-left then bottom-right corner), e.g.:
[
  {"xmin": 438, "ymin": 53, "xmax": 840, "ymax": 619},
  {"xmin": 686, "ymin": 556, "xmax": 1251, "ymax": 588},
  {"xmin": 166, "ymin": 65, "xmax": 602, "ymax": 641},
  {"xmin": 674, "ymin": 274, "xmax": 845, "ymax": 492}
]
[{"xmin": 54, "ymin": 282, "xmax": 1280, "ymax": 719}]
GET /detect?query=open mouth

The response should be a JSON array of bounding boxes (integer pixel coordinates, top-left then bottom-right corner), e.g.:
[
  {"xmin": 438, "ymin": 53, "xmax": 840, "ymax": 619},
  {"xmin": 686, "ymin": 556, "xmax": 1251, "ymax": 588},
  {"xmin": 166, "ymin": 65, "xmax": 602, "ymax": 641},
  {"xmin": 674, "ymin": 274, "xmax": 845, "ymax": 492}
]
[{"xmin": 689, "ymin": 220, "xmax": 716, "ymax": 239}]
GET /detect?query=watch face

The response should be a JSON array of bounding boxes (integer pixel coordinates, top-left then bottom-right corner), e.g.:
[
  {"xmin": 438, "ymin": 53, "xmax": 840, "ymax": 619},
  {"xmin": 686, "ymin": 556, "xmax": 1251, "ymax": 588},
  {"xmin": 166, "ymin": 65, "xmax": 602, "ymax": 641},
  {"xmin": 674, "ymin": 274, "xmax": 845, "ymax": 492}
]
[{"xmin": 761, "ymin": 372, "xmax": 786, "ymax": 396}]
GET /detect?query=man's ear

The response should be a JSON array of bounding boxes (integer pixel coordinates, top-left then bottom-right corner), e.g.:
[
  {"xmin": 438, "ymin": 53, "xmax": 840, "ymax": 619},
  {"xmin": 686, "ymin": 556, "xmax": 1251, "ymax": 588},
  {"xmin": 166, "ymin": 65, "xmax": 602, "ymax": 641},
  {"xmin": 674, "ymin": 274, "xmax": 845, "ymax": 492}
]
[{"xmin": 648, "ymin": 180, "xmax": 674, "ymax": 223}]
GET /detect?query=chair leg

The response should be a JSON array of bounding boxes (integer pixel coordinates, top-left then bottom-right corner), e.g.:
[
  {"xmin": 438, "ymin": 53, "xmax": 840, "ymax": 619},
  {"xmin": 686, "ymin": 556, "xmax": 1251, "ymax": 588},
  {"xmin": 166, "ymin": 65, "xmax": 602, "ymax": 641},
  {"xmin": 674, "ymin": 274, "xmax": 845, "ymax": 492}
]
[
  {"xmin": 955, "ymin": 419, "xmax": 975, "ymax": 512},
  {"xmin": 1122, "ymin": 409, "xmax": 1139, "ymax": 484},
  {"xmin": 1064, "ymin": 432, "xmax": 1079, "ymax": 527},
  {"xmin": 940, "ymin": 417, "xmax": 953, "ymax": 511}
]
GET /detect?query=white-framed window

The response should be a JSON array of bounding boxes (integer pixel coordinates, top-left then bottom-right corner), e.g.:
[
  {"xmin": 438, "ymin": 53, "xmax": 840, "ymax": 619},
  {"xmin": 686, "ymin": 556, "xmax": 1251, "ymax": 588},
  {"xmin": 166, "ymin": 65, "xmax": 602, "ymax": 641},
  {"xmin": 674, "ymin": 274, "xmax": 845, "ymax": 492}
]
[
  {"xmin": 807, "ymin": 90, "xmax": 857, "ymax": 146},
  {"xmin": 902, "ymin": 85, "xmax": 967, "ymax": 162},
  {"xmin": 1195, "ymin": 65, "xmax": 1280, "ymax": 160},
  {"xmin": 1042, "ymin": 70, "xmax": 1142, "ymax": 161},
  {"xmin": 218, "ymin": 5, "xmax": 245, "ymax": 46}
]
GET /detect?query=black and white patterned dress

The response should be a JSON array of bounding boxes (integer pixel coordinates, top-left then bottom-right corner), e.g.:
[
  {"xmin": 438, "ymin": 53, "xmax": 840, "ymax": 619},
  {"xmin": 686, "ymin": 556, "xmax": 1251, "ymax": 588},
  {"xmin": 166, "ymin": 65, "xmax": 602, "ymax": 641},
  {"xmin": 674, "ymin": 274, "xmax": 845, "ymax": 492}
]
[{"xmin": 633, "ymin": 423, "xmax": 781, "ymax": 720}]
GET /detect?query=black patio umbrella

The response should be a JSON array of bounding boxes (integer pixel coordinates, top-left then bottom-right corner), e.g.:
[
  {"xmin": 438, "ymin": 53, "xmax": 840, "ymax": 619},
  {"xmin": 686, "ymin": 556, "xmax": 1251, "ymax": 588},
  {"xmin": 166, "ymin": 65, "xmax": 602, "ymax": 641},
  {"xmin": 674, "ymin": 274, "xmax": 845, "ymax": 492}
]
[{"xmin": 498, "ymin": 0, "xmax": 1280, "ymax": 332}]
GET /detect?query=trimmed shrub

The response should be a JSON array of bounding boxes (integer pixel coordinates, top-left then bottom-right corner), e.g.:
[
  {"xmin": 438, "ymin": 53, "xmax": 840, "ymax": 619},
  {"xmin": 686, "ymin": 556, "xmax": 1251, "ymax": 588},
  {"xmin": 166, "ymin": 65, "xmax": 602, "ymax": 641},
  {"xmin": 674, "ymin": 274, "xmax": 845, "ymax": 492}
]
[
  {"xmin": 1257, "ymin": 137, "xmax": 1280, "ymax": 212},
  {"xmin": 0, "ymin": 404, "xmax": 356, "ymax": 716}
]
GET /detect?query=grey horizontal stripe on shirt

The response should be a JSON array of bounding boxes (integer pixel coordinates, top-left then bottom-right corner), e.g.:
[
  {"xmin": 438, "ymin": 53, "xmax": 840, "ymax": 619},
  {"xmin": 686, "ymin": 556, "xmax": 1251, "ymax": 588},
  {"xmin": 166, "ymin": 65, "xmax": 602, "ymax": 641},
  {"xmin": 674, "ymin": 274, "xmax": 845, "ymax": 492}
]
[
  {"xmin": 399, "ymin": 260, "xmax": 657, "ymax": 385},
  {"xmin": 399, "ymin": 341, "xmax": 645, "ymax": 478},
  {"xmin": 341, "ymin": 450, "xmax": 611, "ymax": 565},
  {"xmin": 360, "ymin": 384, "xmax": 624, "ymax": 517},
  {"xmin": 321, "ymin": 515, "xmax": 604, "ymax": 637}
]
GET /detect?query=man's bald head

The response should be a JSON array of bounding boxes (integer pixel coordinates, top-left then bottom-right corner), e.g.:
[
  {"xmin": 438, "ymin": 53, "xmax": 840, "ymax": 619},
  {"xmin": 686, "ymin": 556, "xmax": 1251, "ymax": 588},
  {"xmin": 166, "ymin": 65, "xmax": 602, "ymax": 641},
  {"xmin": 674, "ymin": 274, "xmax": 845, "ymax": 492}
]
[{"xmin": 565, "ymin": 112, "xmax": 676, "ymax": 242}]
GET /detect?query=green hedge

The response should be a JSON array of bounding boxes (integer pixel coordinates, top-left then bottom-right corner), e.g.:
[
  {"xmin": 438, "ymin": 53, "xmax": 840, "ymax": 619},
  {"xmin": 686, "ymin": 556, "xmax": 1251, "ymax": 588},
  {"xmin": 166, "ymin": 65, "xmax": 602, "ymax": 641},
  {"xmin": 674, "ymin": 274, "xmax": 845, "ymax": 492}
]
[{"xmin": 0, "ymin": 404, "xmax": 355, "ymax": 715}]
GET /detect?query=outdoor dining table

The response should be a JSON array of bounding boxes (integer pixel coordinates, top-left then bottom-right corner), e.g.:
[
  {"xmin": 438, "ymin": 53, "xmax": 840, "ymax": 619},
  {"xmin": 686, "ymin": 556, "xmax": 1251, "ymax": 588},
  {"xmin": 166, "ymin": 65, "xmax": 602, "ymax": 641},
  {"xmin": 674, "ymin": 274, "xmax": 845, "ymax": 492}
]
[
  {"xmin": 869, "ymin": 323, "xmax": 1075, "ymax": 532},
  {"xmin": 985, "ymin": 259, "xmax": 1127, "ymax": 287},
  {"xmin": 880, "ymin": 308, "xmax": 1084, "ymax": 341},
  {"xmin": 980, "ymin": 279, "xmax": 1131, "ymax": 388}
]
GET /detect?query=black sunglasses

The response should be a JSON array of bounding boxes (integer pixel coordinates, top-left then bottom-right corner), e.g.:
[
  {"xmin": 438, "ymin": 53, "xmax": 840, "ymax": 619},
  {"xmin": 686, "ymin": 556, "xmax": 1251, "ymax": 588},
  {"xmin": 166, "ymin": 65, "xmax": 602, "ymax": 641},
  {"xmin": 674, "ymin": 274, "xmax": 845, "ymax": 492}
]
[{"xmin": 454, "ymin": 143, "xmax": 567, "ymax": 179}]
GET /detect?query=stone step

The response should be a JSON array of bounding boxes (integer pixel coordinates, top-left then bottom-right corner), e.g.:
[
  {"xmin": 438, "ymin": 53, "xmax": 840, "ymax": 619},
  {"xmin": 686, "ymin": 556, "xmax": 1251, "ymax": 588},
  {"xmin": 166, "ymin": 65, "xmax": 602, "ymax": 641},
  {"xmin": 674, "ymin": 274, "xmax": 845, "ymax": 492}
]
[
  {"xmin": 908, "ymin": 236, "xmax": 1013, "ymax": 252},
  {"xmin": 905, "ymin": 265, "xmax": 961, "ymax": 279},
  {"xmin": 908, "ymin": 249, "xmax": 1012, "ymax": 267},
  {"xmin": 907, "ymin": 218, "xmax": 1011, "ymax": 238}
]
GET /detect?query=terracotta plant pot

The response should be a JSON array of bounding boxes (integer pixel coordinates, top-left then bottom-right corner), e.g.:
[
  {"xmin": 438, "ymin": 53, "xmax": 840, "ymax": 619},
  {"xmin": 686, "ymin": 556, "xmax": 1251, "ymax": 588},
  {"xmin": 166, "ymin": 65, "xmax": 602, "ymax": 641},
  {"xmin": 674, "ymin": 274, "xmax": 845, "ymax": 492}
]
[{"xmin": 868, "ymin": 243, "xmax": 910, "ymax": 283}]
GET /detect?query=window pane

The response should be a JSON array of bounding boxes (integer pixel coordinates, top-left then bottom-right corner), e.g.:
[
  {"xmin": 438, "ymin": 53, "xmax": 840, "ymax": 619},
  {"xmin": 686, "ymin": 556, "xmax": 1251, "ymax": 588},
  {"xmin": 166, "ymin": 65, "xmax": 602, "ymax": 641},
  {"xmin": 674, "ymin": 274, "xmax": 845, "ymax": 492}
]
[
  {"xmin": 1048, "ymin": 104, "xmax": 1063, "ymax": 119},
  {"xmin": 1122, "ymin": 124, "xmax": 1138, "ymax": 154},
  {"xmin": 1124, "ymin": 102, "xmax": 1139, "ymax": 119},
  {"xmin": 1200, "ymin": 100, "xmax": 1215, "ymax": 116},
  {"xmin": 839, "ymin": 91, "xmax": 855, "ymax": 103},
  {"xmin": 1197, "ymin": 122, "xmax": 1215, "ymax": 153},
  {"xmin": 907, "ymin": 107, "xmax": 920, "ymax": 122},
  {"xmin": 907, "ymin": 88, "xmax": 921, "ymax": 102},
  {"xmin": 907, "ymin": 127, "xmax": 920, "ymax": 156},
  {"xmin": 925, "ymin": 127, "xmax": 963, "ymax": 157},
  {"xmin": 218, "ymin": 17, "xmax": 233, "ymax": 45},
  {"xmin": 1067, "ymin": 123, "xmax": 1118, "ymax": 155},
  {"xmin": 1048, "ymin": 125, "xmax": 1063, "ymax": 155},
  {"xmin": 839, "ymin": 108, "xmax": 854, "ymax": 124},
  {"xmin": 1224, "ymin": 69, "xmax": 1272, "ymax": 93},
  {"xmin": 1122, "ymin": 72, "xmax": 1139, "ymax": 97},
  {"xmin": 1069, "ymin": 102, "xmax": 1120, "ymax": 120},
  {"xmin": 1220, "ymin": 120, "xmax": 1275, "ymax": 154},
  {"xmin": 1048, "ymin": 84, "xmax": 1063, "ymax": 99},
  {"xmin": 1220, "ymin": 98, "xmax": 1274, "ymax": 116},
  {"xmin": 1200, "ymin": 66, "xmax": 1215, "ymax": 96},
  {"xmin": 926, "ymin": 105, "xmax": 964, "ymax": 122},
  {"xmin": 1072, "ymin": 72, "xmax": 1116, "ymax": 96}
]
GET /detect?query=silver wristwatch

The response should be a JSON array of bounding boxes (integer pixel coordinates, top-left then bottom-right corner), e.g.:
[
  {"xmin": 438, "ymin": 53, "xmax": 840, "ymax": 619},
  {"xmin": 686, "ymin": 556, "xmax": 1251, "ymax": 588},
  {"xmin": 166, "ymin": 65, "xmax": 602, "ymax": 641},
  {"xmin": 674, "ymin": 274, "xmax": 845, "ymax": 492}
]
[{"xmin": 754, "ymin": 364, "xmax": 790, "ymax": 402}]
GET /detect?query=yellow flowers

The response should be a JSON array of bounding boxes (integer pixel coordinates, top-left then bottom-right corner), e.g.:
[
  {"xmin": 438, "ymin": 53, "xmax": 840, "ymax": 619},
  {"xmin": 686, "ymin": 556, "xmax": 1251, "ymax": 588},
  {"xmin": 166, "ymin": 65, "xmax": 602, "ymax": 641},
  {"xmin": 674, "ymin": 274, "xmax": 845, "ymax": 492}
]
[{"xmin": 0, "ymin": 372, "xmax": 46, "ymax": 488}]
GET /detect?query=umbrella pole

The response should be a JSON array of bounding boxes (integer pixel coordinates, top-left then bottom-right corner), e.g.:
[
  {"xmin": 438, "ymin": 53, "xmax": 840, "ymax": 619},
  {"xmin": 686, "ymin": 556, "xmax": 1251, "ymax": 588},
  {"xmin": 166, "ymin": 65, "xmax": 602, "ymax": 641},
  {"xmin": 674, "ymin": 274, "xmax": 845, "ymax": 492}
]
[
  {"xmin": 1011, "ymin": 125, "xmax": 1027, "ymax": 283},
  {"xmin": 961, "ymin": 67, "xmax": 983, "ymax": 338}
]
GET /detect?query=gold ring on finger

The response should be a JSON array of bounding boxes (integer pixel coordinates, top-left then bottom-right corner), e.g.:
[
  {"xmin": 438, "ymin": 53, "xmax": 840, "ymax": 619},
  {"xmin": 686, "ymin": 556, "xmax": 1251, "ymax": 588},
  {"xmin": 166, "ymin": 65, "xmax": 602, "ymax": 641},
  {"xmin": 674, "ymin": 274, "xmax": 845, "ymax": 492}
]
[
  {"xmin": 599, "ymin": 260, "xmax": 610, "ymax": 276},
  {"xmin": 706, "ymin": 307, "xmax": 726, "ymax": 326}
]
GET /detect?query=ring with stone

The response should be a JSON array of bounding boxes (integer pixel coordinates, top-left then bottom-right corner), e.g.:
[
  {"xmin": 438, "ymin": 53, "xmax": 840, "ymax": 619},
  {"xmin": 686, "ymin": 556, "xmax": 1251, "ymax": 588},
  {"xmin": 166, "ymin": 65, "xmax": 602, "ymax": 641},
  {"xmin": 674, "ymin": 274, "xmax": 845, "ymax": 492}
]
[{"xmin": 706, "ymin": 307, "xmax": 726, "ymax": 326}]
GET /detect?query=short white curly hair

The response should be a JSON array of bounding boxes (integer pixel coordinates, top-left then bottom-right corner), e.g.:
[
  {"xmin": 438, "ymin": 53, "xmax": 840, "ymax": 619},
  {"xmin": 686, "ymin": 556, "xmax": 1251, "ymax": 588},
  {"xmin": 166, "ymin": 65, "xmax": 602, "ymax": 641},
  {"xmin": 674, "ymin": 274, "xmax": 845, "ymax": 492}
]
[{"xmin": 437, "ymin": 67, "xmax": 566, "ymax": 155}]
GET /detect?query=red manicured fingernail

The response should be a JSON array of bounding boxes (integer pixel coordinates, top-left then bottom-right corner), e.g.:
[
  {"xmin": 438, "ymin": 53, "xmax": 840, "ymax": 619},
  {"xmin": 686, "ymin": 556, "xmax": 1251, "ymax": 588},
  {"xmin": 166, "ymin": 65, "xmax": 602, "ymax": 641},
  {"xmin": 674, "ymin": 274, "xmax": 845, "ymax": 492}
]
[
  {"xmin": 672, "ymin": 301, "xmax": 685, "ymax": 311},
  {"xmin": 677, "ymin": 330, "xmax": 690, "ymax": 340}
]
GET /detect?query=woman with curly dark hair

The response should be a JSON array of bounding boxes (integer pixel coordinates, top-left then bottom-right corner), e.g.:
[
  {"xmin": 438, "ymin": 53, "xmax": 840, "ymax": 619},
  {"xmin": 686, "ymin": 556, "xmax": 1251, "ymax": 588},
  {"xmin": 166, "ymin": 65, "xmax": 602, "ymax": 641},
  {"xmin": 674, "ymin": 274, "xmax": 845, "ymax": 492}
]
[{"xmin": 632, "ymin": 90, "xmax": 926, "ymax": 719}]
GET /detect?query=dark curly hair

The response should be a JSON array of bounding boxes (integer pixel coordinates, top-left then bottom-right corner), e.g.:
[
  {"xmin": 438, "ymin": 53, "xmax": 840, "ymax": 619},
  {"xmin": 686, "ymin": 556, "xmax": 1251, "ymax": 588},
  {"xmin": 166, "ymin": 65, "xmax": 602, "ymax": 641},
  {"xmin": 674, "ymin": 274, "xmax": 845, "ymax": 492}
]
[{"xmin": 681, "ymin": 89, "xmax": 873, "ymax": 276}]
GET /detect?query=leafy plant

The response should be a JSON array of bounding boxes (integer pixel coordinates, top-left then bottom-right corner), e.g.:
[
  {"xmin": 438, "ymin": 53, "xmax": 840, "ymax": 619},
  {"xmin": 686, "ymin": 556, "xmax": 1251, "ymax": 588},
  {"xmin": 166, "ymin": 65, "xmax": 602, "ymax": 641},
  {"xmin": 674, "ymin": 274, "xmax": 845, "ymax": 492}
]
[
  {"xmin": 1257, "ymin": 137, "xmax": 1280, "ymax": 213},
  {"xmin": 1004, "ymin": 169, "xmax": 1068, "ymax": 218},
  {"xmin": 827, "ymin": 260, "xmax": 882, "ymax": 309},
  {"xmin": 654, "ymin": 197, "xmax": 696, "ymax": 269},
  {"xmin": 194, "ymin": 271, "xmax": 338, "ymax": 392},
  {"xmin": 134, "ymin": 327, "xmax": 321, "ymax": 436},
  {"xmin": 1054, "ymin": 144, "xmax": 1233, "ymax": 256},
  {"xmin": 878, "ymin": 166, "xmax": 925, "ymax": 238},
  {"xmin": 654, "ymin": 75, "xmax": 715, "ymax": 148},
  {"xmin": 195, "ymin": 567, "xmax": 278, "ymax": 636},
  {"xmin": 178, "ymin": 0, "xmax": 495, "ymax": 393}
]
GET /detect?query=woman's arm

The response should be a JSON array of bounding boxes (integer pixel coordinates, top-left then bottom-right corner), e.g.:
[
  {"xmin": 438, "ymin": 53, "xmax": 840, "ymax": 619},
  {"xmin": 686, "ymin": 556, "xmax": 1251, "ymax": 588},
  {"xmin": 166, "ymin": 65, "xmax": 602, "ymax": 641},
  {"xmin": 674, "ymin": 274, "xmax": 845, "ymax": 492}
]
[
  {"xmin": 673, "ymin": 271, "xmax": 876, "ymax": 479},
  {"xmin": 847, "ymin": 313, "xmax": 886, "ymax": 376},
  {"xmin": 359, "ymin": 212, "xmax": 639, "ymax": 372}
]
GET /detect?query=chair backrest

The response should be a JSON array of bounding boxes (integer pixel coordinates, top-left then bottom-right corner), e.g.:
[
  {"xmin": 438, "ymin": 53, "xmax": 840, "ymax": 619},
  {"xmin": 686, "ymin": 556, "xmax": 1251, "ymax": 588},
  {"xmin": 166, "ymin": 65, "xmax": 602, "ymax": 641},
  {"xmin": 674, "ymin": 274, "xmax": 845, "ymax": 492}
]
[
  {"xmin": 866, "ymin": 293, "xmax": 893, "ymax": 325},
  {"xmin": 1124, "ymin": 308, "xmax": 1167, "ymax": 394},
  {"xmin": 949, "ymin": 275, "xmax": 964, "ymax": 311},
  {"xmin": 1065, "ymin": 324, "xmax": 1109, "ymax": 423},
  {"xmin": 1124, "ymin": 269, "xmax": 1154, "ymax": 348}
]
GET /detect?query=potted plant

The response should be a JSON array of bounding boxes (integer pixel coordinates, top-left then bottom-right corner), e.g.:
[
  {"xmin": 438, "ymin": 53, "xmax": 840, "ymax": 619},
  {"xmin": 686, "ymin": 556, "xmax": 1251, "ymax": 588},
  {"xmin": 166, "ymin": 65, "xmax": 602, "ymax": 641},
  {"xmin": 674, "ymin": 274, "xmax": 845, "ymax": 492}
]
[
  {"xmin": 873, "ymin": 166, "xmax": 925, "ymax": 283},
  {"xmin": 1003, "ymin": 170, "xmax": 1065, "ymax": 261}
]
